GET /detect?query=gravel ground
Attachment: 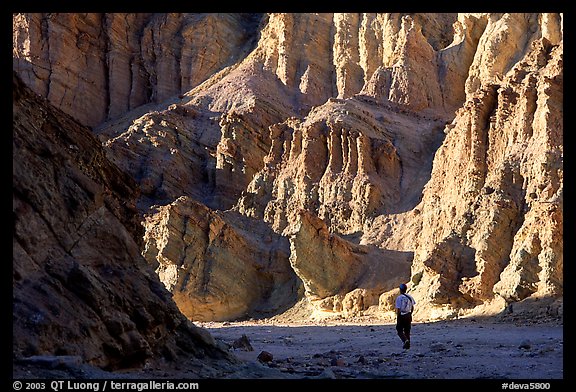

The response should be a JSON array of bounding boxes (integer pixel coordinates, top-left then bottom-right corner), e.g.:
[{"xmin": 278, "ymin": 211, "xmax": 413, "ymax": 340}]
[
  {"xmin": 202, "ymin": 317, "xmax": 563, "ymax": 380},
  {"xmin": 12, "ymin": 317, "xmax": 563, "ymax": 383}
]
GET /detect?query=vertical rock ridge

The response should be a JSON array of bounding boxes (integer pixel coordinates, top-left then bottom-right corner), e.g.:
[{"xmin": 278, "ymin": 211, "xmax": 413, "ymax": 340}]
[
  {"xmin": 14, "ymin": 13, "xmax": 563, "ymax": 324},
  {"xmin": 13, "ymin": 13, "xmax": 262, "ymax": 127},
  {"xmin": 410, "ymin": 34, "xmax": 562, "ymax": 319}
]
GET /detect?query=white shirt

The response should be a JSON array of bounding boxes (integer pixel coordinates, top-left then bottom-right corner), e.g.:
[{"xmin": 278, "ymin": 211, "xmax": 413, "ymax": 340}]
[{"xmin": 395, "ymin": 293, "xmax": 415, "ymax": 315}]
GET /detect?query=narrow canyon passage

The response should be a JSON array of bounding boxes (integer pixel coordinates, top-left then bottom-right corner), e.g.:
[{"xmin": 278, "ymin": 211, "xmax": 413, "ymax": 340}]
[{"xmin": 13, "ymin": 12, "xmax": 563, "ymax": 381}]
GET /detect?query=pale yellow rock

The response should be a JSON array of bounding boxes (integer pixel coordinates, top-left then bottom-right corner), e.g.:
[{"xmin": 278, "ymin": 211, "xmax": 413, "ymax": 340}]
[
  {"xmin": 12, "ymin": 13, "xmax": 259, "ymax": 126},
  {"xmin": 288, "ymin": 210, "xmax": 411, "ymax": 315},
  {"xmin": 409, "ymin": 37, "xmax": 562, "ymax": 319},
  {"xmin": 13, "ymin": 13, "xmax": 563, "ymax": 323},
  {"xmin": 142, "ymin": 196, "xmax": 301, "ymax": 321}
]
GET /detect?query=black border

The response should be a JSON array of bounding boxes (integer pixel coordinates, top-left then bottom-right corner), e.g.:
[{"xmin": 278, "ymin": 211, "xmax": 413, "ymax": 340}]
[{"xmin": 7, "ymin": 2, "xmax": 571, "ymax": 390}]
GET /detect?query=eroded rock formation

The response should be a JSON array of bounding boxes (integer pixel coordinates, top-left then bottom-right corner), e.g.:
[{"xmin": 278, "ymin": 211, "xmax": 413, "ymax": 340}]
[
  {"xmin": 409, "ymin": 36, "xmax": 563, "ymax": 319},
  {"xmin": 288, "ymin": 211, "xmax": 411, "ymax": 315},
  {"xmin": 13, "ymin": 13, "xmax": 261, "ymax": 127},
  {"xmin": 142, "ymin": 196, "xmax": 301, "ymax": 321},
  {"xmin": 14, "ymin": 12, "xmax": 563, "ymax": 324},
  {"xmin": 235, "ymin": 96, "xmax": 445, "ymax": 236}
]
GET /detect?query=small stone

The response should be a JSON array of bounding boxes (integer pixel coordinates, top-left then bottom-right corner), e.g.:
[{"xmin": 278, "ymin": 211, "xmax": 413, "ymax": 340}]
[
  {"xmin": 232, "ymin": 334, "xmax": 254, "ymax": 351},
  {"xmin": 257, "ymin": 351, "xmax": 274, "ymax": 363},
  {"xmin": 519, "ymin": 340, "xmax": 532, "ymax": 350},
  {"xmin": 330, "ymin": 358, "xmax": 346, "ymax": 367}
]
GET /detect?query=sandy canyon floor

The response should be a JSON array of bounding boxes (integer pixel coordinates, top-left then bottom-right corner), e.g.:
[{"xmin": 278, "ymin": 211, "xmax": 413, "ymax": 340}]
[
  {"xmin": 200, "ymin": 317, "xmax": 563, "ymax": 380},
  {"xmin": 13, "ymin": 316, "xmax": 563, "ymax": 381}
]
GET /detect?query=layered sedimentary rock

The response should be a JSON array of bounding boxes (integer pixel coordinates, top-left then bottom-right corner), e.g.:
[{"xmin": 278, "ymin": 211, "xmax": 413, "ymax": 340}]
[
  {"xmin": 12, "ymin": 73, "xmax": 234, "ymax": 371},
  {"xmin": 235, "ymin": 96, "xmax": 446, "ymax": 236},
  {"xmin": 13, "ymin": 13, "xmax": 261, "ymax": 127},
  {"xmin": 409, "ymin": 36, "xmax": 563, "ymax": 318},
  {"xmin": 13, "ymin": 12, "xmax": 563, "ymax": 323},
  {"xmin": 142, "ymin": 196, "xmax": 301, "ymax": 321},
  {"xmin": 12, "ymin": 13, "xmax": 479, "ymax": 127},
  {"xmin": 97, "ymin": 59, "xmax": 299, "ymax": 211},
  {"xmin": 98, "ymin": 102, "xmax": 218, "ymax": 208}
]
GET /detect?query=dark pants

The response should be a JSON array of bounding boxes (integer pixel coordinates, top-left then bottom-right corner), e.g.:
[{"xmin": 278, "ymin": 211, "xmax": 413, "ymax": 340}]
[{"xmin": 396, "ymin": 313, "xmax": 412, "ymax": 342}]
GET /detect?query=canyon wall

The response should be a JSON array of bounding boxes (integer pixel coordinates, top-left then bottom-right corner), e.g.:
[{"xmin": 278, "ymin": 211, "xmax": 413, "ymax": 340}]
[
  {"xmin": 409, "ymin": 36, "xmax": 563, "ymax": 319},
  {"xmin": 12, "ymin": 73, "xmax": 236, "ymax": 372},
  {"xmin": 13, "ymin": 13, "xmax": 563, "ymax": 323},
  {"xmin": 13, "ymin": 13, "xmax": 261, "ymax": 127}
]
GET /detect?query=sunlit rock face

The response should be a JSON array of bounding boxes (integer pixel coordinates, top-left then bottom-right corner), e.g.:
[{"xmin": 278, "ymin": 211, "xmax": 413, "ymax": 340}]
[
  {"xmin": 14, "ymin": 12, "xmax": 562, "ymax": 322},
  {"xmin": 142, "ymin": 196, "xmax": 301, "ymax": 322},
  {"xmin": 12, "ymin": 13, "xmax": 261, "ymax": 126},
  {"xmin": 410, "ymin": 36, "xmax": 563, "ymax": 319}
]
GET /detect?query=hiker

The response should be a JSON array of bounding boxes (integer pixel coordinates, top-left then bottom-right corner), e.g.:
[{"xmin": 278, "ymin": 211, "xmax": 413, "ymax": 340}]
[{"xmin": 395, "ymin": 283, "xmax": 416, "ymax": 349}]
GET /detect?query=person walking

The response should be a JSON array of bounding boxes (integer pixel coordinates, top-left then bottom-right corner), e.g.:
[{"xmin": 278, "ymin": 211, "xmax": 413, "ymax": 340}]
[{"xmin": 395, "ymin": 283, "xmax": 416, "ymax": 349}]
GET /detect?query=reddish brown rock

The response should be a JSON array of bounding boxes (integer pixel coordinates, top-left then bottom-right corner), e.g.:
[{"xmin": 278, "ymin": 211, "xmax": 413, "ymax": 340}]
[
  {"xmin": 257, "ymin": 351, "xmax": 274, "ymax": 362},
  {"xmin": 12, "ymin": 73, "xmax": 235, "ymax": 371}
]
